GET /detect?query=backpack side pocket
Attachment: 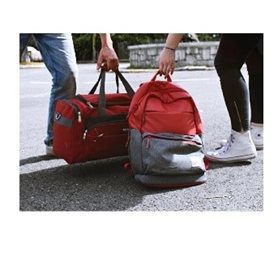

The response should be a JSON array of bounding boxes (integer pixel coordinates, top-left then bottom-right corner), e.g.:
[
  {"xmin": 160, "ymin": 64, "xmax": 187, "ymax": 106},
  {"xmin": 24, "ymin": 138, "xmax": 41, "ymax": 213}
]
[{"xmin": 141, "ymin": 133, "xmax": 206, "ymax": 175}]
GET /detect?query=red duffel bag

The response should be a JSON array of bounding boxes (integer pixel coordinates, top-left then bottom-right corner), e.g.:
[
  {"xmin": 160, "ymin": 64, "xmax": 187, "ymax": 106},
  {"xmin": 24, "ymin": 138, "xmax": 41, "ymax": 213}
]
[{"xmin": 53, "ymin": 70, "xmax": 135, "ymax": 164}]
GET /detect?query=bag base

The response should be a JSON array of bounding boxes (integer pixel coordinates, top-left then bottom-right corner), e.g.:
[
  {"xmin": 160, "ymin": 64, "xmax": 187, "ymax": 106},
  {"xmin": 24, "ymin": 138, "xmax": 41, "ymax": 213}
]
[{"xmin": 134, "ymin": 172, "xmax": 207, "ymax": 189}]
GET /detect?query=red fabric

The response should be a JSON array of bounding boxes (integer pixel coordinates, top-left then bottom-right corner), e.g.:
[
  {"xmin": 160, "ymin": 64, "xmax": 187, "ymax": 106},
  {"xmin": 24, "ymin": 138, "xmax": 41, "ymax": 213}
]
[
  {"xmin": 53, "ymin": 93, "xmax": 131, "ymax": 164},
  {"xmin": 204, "ymin": 157, "xmax": 210, "ymax": 170},
  {"xmin": 128, "ymin": 78, "xmax": 203, "ymax": 135}
]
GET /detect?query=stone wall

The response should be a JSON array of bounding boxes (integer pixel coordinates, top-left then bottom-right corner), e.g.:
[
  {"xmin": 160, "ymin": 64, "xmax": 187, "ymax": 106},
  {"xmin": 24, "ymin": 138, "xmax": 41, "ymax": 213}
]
[{"xmin": 128, "ymin": 41, "xmax": 219, "ymax": 68}]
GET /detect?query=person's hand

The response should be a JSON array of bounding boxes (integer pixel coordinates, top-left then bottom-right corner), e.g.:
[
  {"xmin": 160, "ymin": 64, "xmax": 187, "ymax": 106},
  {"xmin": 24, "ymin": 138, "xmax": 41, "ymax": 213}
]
[
  {"xmin": 158, "ymin": 48, "xmax": 175, "ymax": 77},
  {"xmin": 97, "ymin": 46, "xmax": 119, "ymax": 72}
]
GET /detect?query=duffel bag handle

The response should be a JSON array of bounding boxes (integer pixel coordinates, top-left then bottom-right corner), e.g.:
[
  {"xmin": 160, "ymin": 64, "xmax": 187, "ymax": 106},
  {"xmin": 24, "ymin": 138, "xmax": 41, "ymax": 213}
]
[
  {"xmin": 89, "ymin": 71, "xmax": 103, "ymax": 94},
  {"xmin": 89, "ymin": 70, "xmax": 120, "ymax": 94},
  {"xmin": 114, "ymin": 70, "xmax": 135, "ymax": 98},
  {"xmin": 89, "ymin": 69, "xmax": 135, "ymax": 98},
  {"xmin": 90, "ymin": 69, "xmax": 135, "ymax": 116},
  {"xmin": 98, "ymin": 70, "xmax": 106, "ymax": 116}
]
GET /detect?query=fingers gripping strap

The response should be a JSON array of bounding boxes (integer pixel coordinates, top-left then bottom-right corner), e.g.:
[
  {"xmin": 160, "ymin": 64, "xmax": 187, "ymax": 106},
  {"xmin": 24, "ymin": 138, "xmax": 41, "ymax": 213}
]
[{"xmin": 151, "ymin": 71, "xmax": 172, "ymax": 82}]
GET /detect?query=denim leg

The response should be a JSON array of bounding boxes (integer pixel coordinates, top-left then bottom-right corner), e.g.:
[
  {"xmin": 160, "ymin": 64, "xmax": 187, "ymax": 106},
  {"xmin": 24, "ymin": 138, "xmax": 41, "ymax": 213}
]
[
  {"xmin": 33, "ymin": 33, "xmax": 77, "ymax": 145},
  {"xmin": 20, "ymin": 34, "xmax": 32, "ymax": 56}
]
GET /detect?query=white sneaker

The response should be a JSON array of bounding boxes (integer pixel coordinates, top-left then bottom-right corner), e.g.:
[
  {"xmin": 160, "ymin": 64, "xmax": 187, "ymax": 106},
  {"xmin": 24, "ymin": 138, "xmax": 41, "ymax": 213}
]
[
  {"xmin": 46, "ymin": 144, "xmax": 55, "ymax": 156},
  {"xmin": 206, "ymin": 130, "xmax": 257, "ymax": 163},
  {"xmin": 218, "ymin": 124, "xmax": 264, "ymax": 151},
  {"xmin": 251, "ymin": 122, "xmax": 263, "ymax": 150}
]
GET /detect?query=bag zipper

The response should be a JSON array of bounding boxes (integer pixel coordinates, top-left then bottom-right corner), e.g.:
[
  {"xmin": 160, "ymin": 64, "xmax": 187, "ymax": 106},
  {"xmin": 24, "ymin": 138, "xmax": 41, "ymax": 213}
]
[
  {"xmin": 143, "ymin": 133, "xmax": 202, "ymax": 146},
  {"xmin": 61, "ymin": 99, "xmax": 82, "ymax": 123},
  {"xmin": 83, "ymin": 120, "xmax": 128, "ymax": 140},
  {"xmin": 75, "ymin": 94, "xmax": 95, "ymax": 109},
  {"xmin": 76, "ymin": 94, "xmax": 130, "ymax": 107}
]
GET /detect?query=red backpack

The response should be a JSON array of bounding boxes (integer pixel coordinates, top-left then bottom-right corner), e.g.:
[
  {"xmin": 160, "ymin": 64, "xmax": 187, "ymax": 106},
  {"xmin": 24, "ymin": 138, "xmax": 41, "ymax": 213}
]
[{"xmin": 127, "ymin": 72, "xmax": 207, "ymax": 188}]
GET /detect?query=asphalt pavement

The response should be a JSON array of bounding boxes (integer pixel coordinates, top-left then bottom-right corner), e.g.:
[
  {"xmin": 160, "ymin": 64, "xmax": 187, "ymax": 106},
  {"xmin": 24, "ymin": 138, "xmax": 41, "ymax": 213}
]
[{"xmin": 19, "ymin": 63, "xmax": 263, "ymax": 211}]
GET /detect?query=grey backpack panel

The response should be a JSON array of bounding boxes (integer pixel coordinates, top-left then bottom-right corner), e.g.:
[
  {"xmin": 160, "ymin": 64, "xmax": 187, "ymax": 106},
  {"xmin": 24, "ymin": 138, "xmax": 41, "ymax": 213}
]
[
  {"xmin": 129, "ymin": 128, "xmax": 144, "ymax": 174},
  {"xmin": 129, "ymin": 129, "xmax": 206, "ymax": 185}
]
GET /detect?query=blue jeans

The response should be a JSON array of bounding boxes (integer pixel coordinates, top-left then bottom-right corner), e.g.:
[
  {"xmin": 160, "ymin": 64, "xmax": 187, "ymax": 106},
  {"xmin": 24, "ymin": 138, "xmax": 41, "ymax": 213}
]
[{"xmin": 20, "ymin": 33, "xmax": 77, "ymax": 145}]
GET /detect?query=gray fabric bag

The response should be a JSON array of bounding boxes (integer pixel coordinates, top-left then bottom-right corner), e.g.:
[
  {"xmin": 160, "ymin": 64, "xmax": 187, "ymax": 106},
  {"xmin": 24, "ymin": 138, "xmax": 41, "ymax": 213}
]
[{"xmin": 129, "ymin": 129, "xmax": 207, "ymax": 188}]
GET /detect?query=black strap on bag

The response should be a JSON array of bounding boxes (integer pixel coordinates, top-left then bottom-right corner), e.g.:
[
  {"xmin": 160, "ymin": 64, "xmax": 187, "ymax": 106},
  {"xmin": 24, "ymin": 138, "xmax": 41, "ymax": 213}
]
[
  {"xmin": 115, "ymin": 70, "xmax": 135, "ymax": 98},
  {"xmin": 115, "ymin": 74, "xmax": 119, "ymax": 94},
  {"xmin": 89, "ymin": 69, "xmax": 135, "ymax": 116},
  {"xmin": 89, "ymin": 72, "xmax": 103, "ymax": 94},
  {"xmin": 89, "ymin": 70, "xmax": 135, "ymax": 97},
  {"xmin": 99, "ymin": 70, "xmax": 106, "ymax": 116}
]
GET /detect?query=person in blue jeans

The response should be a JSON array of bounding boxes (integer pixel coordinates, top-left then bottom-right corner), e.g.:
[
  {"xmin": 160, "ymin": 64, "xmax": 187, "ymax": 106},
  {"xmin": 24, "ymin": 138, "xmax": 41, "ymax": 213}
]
[{"xmin": 20, "ymin": 33, "xmax": 119, "ymax": 155}]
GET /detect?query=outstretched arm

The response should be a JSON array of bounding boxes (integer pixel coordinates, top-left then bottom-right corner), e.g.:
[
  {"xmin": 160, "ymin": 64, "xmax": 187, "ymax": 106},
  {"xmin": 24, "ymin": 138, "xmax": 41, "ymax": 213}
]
[{"xmin": 158, "ymin": 34, "xmax": 184, "ymax": 76}]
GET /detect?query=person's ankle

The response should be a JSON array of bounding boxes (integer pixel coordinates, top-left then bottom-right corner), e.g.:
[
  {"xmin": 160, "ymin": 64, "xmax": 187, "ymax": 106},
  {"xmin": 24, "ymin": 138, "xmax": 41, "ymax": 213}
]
[{"xmin": 251, "ymin": 122, "xmax": 263, "ymax": 128}]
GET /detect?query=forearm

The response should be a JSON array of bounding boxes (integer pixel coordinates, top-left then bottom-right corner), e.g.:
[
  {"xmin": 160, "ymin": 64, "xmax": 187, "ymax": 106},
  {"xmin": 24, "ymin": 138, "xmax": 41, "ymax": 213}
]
[
  {"xmin": 165, "ymin": 33, "xmax": 184, "ymax": 49},
  {"xmin": 99, "ymin": 33, "xmax": 113, "ymax": 48},
  {"xmin": 158, "ymin": 33, "xmax": 183, "ymax": 76}
]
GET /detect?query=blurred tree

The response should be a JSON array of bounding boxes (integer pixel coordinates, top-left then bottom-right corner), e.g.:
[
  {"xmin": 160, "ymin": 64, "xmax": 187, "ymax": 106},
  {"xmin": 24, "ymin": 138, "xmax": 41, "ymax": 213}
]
[
  {"xmin": 72, "ymin": 33, "xmax": 168, "ymax": 61},
  {"xmin": 72, "ymin": 33, "xmax": 220, "ymax": 62},
  {"xmin": 197, "ymin": 33, "xmax": 221, "ymax": 41},
  {"xmin": 72, "ymin": 34, "xmax": 93, "ymax": 61},
  {"xmin": 111, "ymin": 33, "xmax": 167, "ymax": 60}
]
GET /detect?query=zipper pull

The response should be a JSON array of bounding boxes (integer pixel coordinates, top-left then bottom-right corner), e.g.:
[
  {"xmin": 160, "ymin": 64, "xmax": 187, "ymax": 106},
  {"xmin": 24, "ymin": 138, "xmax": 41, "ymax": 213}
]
[
  {"xmin": 142, "ymin": 113, "xmax": 146, "ymax": 124},
  {"xmin": 83, "ymin": 129, "xmax": 88, "ymax": 140},
  {"xmin": 77, "ymin": 111, "xmax": 82, "ymax": 122},
  {"xmin": 87, "ymin": 102, "xmax": 94, "ymax": 109},
  {"xmin": 93, "ymin": 133, "xmax": 103, "ymax": 143},
  {"xmin": 145, "ymin": 136, "xmax": 151, "ymax": 149},
  {"xmin": 126, "ymin": 132, "xmax": 130, "ymax": 148}
]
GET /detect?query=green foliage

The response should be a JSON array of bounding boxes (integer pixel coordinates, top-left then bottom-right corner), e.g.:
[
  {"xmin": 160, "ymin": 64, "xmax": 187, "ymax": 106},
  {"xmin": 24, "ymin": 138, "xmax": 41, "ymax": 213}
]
[
  {"xmin": 196, "ymin": 33, "xmax": 221, "ymax": 41},
  {"xmin": 111, "ymin": 34, "xmax": 167, "ymax": 60},
  {"xmin": 72, "ymin": 33, "xmax": 220, "ymax": 62},
  {"xmin": 72, "ymin": 34, "xmax": 94, "ymax": 61},
  {"xmin": 27, "ymin": 36, "xmax": 37, "ymax": 49},
  {"xmin": 72, "ymin": 33, "xmax": 168, "ymax": 61},
  {"xmin": 111, "ymin": 33, "xmax": 167, "ymax": 45}
]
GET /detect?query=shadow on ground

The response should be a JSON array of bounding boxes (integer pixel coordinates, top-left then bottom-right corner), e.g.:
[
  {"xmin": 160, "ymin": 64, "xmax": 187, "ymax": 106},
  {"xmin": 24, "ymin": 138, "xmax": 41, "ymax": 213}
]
[
  {"xmin": 20, "ymin": 155, "xmax": 57, "ymax": 166},
  {"xmin": 20, "ymin": 154, "xmax": 261, "ymax": 211},
  {"xmin": 20, "ymin": 156, "xmax": 173, "ymax": 211}
]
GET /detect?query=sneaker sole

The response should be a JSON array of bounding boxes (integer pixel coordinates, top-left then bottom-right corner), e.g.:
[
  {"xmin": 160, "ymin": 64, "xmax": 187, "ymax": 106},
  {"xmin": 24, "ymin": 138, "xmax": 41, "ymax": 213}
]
[{"xmin": 206, "ymin": 153, "xmax": 257, "ymax": 163}]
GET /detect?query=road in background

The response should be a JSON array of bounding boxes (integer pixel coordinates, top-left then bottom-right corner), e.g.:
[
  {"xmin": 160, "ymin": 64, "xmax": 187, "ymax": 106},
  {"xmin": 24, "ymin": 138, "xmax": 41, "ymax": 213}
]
[{"xmin": 20, "ymin": 64, "xmax": 263, "ymax": 211}]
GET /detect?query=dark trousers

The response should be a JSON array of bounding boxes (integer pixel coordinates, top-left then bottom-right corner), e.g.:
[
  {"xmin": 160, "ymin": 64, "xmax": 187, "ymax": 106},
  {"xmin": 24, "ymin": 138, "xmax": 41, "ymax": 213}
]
[{"xmin": 214, "ymin": 34, "xmax": 263, "ymax": 132}]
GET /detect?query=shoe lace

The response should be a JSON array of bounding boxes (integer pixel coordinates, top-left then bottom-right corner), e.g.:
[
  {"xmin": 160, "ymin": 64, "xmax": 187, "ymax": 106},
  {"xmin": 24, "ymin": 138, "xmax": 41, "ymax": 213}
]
[{"xmin": 218, "ymin": 134, "xmax": 235, "ymax": 154}]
